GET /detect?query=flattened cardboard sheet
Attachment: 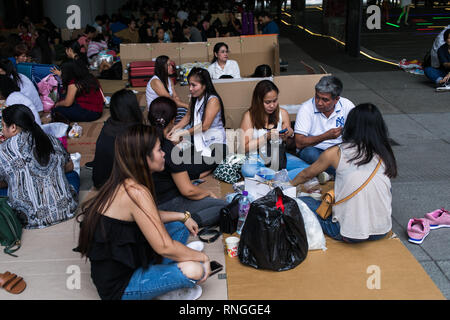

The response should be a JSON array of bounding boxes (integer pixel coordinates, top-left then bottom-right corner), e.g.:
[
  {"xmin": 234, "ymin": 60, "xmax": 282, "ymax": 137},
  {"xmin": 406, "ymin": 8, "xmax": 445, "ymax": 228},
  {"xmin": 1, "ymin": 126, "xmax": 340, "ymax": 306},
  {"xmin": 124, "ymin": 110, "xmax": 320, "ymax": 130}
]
[{"xmin": 224, "ymin": 234, "xmax": 445, "ymax": 300}]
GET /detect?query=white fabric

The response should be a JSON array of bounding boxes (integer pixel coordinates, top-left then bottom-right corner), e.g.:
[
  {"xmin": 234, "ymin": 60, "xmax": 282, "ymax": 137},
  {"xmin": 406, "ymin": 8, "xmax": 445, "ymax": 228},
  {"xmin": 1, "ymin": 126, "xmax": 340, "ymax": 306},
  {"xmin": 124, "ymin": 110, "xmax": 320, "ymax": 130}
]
[
  {"xmin": 332, "ymin": 144, "xmax": 392, "ymax": 239},
  {"xmin": 145, "ymin": 75, "xmax": 173, "ymax": 110},
  {"xmin": 249, "ymin": 109, "xmax": 283, "ymax": 159},
  {"xmin": 294, "ymin": 97, "xmax": 355, "ymax": 150},
  {"xmin": 5, "ymin": 91, "xmax": 42, "ymax": 126},
  {"xmin": 207, "ymin": 60, "xmax": 241, "ymax": 80},
  {"xmin": 17, "ymin": 74, "xmax": 44, "ymax": 112},
  {"xmin": 193, "ymin": 95, "xmax": 225, "ymax": 157},
  {"xmin": 431, "ymin": 25, "xmax": 450, "ymax": 68}
]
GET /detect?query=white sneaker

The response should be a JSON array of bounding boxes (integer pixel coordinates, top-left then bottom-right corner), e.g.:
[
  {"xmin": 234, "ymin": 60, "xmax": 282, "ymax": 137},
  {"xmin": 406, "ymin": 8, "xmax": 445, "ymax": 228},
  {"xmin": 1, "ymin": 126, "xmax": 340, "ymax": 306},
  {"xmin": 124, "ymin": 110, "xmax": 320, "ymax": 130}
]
[
  {"xmin": 186, "ymin": 241, "xmax": 204, "ymax": 252},
  {"xmin": 436, "ymin": 84, "xmax": 450, "ymax": 92},
  {"xmin": 155, "ymin": 285, "xmax": 202, "ymax": 300}
]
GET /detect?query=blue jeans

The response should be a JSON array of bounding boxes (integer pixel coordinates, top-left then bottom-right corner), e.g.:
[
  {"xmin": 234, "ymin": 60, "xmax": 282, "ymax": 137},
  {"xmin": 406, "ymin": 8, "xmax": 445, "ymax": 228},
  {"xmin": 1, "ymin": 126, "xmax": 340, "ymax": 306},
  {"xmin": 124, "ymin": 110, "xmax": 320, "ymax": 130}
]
[
  {"xmin": 121, "ymin": 222, "xmax": 200, "ymax": 300},
  {"xmin": 299, "ymin": 196, "xmax": 387, "ymax": 243},
  {"xmin": 241, "ymin": 153, "xmax": 310, "ymax": 181},
  {"xmin": 0, "ymin": 171, "xmax": 80, "ymax": 196},
  {"xmin": 52, "ymin": 103, "xmax": 102, "ymax": 122},
  {"xmin": 424, "ymin": 67, "xmax": 447, "ymax": 84},
  {"xmin": 298, "ymin": 147, "xmax": 336, "ymax": 176}
]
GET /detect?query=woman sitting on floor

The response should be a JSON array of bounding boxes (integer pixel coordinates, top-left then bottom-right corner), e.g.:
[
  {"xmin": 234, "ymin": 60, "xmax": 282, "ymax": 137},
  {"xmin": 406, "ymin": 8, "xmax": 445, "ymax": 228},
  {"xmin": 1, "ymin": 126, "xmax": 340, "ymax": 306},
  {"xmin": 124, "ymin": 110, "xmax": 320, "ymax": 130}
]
[
  {"xmin": 0, "ymin": 104, "xmax": 79, "ymax": 229},
  {"xmin": 0, "ymin": 58, "xmax": 44, "ymax": 112},
  {"xmin": 290, "ymin": 103, "xmax": 397, "ymax": 243},
  {"xmin": 91, "ymin": 89, "xmax": 143, "ymax": 189},
  {"xmin": 240, "ymin": 79, "xmax": 308, "ymax": 180},
  {"xmin": 52, "ymin": 59, "xmax": 104, "ymax": 122},
  {"xmin": 149, "ymin": 96, "xmax": 227, "ymax": 228},
  {"xmin": 0, "ymin": 75, "xmax": 41, "ymax": 125},
  {"xmin": 76, "ymin": 124, "xmax": 211, "ymax": 300},
  {"xmin": 168, "ymin": 67, "xmax": 227, "ymax": 178},
  {"xmin": 146, "ymin": 55, "xmax": 189, "ymax": 123}
]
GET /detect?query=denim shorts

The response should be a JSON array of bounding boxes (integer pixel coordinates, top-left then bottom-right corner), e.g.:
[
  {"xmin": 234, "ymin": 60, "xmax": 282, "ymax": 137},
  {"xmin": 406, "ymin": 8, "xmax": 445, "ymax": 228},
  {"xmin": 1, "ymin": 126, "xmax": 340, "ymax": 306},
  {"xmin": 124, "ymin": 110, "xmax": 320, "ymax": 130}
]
[{"xmin": 121, "ymin": 221, "xmax": 200, "ymax": 300}]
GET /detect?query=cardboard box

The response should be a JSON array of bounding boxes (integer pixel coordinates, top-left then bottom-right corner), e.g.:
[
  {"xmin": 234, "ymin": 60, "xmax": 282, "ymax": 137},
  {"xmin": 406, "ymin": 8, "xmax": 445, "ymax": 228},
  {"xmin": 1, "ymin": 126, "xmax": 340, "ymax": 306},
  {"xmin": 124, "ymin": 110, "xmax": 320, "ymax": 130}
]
[
  {"xmin": 151, "ymin": 42, "xmax": 181, "ymax": 65},
  {"xmin": 240, "ymin": 35, "xmax": 279, "ymax": 77},
  {"xmin": 178, "ymin": 42, "xmax": 209, "ymax": 65}
]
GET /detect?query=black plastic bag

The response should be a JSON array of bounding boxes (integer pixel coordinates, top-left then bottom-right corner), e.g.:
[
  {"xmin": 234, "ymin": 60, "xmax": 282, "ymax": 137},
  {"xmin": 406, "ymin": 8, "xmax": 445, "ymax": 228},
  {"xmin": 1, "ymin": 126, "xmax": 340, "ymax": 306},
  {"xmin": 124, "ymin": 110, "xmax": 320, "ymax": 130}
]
[{"xmin": 238, "ymin": 187, "xmax": 308, "ymax": 271}]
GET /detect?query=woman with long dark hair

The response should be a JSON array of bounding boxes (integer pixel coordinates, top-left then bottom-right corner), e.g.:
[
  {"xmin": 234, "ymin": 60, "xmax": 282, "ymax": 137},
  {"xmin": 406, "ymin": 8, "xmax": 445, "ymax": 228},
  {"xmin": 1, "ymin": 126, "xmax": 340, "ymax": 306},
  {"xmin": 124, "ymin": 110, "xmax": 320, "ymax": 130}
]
[
  {"xmin": 50, "ymin": 40, "xmax": 88, "ymax": 77},
  {"xmin": 0, "ymin": 104, "xmax": 78, "ymax": 229},
  {"xmin": 145, "ymin": 55, "xmax": 188, "ymax": 122},
  {"xmin": 91, "ymin": 89, "xmax": 143, "ymax": 188},
  {"xmin": 52, "ymin": 59, "xmax": 104, "ymax": 122},
  {"xmin": 0, "ymin": 75, "xmax": 41, "ymax": 125},
  {"xmin": 76, "ymin": 124, "xmax": 211, "ymax": 300},
  {"xmin": 240, "ymin": 80, "xmax": 307, "ymax": 180},
  {"xmin": 149, "ymin": 97, "xmax": 227, "ymax": 227},
  {"xmin": 0, "ymin": 58, "xmax": 44, "ymax": 112},
  {"xmin": 207, "ymin": 42, "xmax": 240, "ymax": 79},
  {"xmin": 291, "ymin": 103, "xmax": 397, "ymax": 243},
  {"xmin": 168, "ymin": 67, "xmax": 227, "ymax": 176}
]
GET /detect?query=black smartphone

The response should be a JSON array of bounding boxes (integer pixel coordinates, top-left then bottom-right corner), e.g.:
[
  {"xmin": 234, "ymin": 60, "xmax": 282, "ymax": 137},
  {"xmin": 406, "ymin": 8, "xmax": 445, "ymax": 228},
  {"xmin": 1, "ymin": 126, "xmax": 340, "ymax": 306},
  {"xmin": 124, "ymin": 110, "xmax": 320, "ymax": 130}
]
[{"xmin": 209, "ymin": 260, "xmax": 223, "ymax": 276}]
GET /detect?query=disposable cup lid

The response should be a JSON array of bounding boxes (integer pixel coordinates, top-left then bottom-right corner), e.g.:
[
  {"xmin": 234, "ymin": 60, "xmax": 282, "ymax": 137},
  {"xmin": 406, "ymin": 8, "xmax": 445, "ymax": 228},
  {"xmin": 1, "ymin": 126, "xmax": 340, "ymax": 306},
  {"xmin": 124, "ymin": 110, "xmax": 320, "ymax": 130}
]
[{"xmin": 225, "ymin": 236, "xmax": 240, "ymax": 245}]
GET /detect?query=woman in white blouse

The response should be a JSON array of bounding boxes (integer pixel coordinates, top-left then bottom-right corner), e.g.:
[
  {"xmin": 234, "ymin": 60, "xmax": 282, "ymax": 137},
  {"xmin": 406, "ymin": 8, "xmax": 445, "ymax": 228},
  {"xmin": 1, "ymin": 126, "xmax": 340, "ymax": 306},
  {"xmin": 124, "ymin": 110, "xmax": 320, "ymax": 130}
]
[
  {"xmin": 0, "ymin": 75, "xmax": 41, "ymax": 126},
  {"xmin": 0, "ymin": 58, "xmax": 44, "ymax": 112},
  {"xmin": 207, "ymin": 42, "xmax": 241, "ymax": 80}
]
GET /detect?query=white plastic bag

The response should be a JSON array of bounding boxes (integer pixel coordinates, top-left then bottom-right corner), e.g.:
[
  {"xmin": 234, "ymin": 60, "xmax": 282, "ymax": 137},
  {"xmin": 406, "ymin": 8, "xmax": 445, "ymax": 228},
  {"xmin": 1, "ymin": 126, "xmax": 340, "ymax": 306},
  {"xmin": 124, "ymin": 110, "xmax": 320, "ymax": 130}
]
[
  {"xmin": 41, "ymin": 122, "xmax": 69, "ymax": 138},
  {"xmin": 70, "ymin": 153, "xmax": 81, "ymax": 175},
  {"xmin": 295, "ymin": 198, "xmax": 327, "ymax": 251},
  {"xmin": 68, "ymin": 123, "xmax": 83, "ymax": 138}
]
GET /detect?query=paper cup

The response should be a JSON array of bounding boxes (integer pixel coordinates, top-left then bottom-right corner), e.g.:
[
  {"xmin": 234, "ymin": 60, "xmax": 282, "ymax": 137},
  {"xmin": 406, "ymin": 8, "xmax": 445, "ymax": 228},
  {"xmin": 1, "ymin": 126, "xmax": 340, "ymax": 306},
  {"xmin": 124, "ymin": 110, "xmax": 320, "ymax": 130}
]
[{"xmin": 225, "ymin": 236, "xmax": 240, "ymax": 258}]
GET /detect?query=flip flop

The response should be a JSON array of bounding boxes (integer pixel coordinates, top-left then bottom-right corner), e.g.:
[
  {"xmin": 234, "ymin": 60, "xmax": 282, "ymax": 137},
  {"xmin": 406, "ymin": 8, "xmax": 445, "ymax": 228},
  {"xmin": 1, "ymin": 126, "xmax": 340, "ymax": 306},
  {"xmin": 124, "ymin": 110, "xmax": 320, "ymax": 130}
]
[{"xmin": 0, "ymin": 271, "xmax": 26, "ymax": 294}]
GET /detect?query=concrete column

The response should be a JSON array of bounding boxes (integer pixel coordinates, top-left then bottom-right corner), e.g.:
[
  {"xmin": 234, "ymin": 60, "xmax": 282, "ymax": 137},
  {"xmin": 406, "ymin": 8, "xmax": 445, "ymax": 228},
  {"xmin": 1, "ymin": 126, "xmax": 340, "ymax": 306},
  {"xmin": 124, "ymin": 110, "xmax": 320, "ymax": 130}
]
[
  {"xmin": 345, "ymin": 0, "xmax": 362, "ymax": 57},
  {"xmin": 42, "ymin": 0, "xmax": 105, "ymax": 29}
]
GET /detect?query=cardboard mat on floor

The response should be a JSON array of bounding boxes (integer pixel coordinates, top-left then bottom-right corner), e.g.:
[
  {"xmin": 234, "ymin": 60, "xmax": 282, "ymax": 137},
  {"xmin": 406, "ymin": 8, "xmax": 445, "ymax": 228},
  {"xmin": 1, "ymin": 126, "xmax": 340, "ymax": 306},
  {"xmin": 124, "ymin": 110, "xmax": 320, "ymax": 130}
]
[
  {"xmin": 223, "ymin": 233, "xmax": 445, "ymax": 300},
  {"xmin": 66, "ymin": 111, "xmax": 110, "ymax": 167}
]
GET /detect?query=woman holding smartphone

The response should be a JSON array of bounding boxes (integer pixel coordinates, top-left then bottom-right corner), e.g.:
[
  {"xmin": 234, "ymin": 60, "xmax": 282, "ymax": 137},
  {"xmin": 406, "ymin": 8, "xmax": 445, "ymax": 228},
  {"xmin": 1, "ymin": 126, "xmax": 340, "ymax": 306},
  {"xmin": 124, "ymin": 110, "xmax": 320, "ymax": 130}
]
[{"xmin": 240, "ymin": 80, "xmax": 308, "ymax": 180}]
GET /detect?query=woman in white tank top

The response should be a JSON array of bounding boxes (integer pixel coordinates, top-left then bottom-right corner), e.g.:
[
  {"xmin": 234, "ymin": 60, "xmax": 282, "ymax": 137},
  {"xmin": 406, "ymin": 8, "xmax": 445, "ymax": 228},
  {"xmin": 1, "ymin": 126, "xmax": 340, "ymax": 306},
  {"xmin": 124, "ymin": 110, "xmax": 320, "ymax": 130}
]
[
  {"xmin": 240, "ymin": 80, "xmax": 307, "ymax": 180},
  {"xmin": 291, "ymin": 103, "xmax": 397, "ymax": 243},
  {"xmin": 145, "ymin": 56, "xmax": 189, "ymax": 119}
]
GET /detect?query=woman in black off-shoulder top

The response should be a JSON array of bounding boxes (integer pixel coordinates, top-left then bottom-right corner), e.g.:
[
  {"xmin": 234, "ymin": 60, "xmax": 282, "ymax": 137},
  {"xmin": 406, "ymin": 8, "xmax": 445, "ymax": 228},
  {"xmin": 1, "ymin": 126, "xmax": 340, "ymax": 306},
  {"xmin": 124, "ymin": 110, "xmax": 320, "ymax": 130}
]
[{"xmin": 75, "ymin": 124, "xmax": 212, "ymax": 300}]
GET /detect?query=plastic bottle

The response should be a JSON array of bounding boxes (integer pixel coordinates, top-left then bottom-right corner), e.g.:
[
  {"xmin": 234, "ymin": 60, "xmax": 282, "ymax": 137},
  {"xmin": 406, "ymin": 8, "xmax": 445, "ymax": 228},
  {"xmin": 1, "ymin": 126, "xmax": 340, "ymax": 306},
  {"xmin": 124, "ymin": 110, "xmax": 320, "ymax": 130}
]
[{"xmin": 236, "ymin": 191, "xmax": 250, "ymax": 235}]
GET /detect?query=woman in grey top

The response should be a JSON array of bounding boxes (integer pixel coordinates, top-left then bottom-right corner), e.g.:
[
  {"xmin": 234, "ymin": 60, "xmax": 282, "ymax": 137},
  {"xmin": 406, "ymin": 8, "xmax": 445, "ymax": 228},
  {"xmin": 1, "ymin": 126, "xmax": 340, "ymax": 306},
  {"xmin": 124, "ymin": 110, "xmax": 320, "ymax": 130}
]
[
  {"xmin": 0, "ymin": 104, "xmax": 78, "ymax": 229},
  {"xmin": 291, "ymin": 103, "xmax": 397, "ymax": 243}
]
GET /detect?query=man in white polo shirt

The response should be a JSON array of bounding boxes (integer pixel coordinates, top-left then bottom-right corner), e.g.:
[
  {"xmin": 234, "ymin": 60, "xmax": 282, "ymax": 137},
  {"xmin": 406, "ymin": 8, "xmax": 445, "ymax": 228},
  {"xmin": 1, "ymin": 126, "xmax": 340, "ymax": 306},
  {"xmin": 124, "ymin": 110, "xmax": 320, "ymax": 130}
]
[{"xmin": 294, "ymin": 75, "xmax": 355, "ymax": 176}]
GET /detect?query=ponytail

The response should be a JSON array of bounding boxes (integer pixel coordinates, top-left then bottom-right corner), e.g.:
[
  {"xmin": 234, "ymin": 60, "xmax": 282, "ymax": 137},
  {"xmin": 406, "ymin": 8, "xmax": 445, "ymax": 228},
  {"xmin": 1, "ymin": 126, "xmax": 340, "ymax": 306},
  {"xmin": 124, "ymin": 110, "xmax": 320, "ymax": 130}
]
[
  {"xmin": 147, "ymin": 97, "xmax": 177, "ymax": 138},
  {"xmin": 3, "ymin": 105, "xmax": 54, "ymax": 166}
]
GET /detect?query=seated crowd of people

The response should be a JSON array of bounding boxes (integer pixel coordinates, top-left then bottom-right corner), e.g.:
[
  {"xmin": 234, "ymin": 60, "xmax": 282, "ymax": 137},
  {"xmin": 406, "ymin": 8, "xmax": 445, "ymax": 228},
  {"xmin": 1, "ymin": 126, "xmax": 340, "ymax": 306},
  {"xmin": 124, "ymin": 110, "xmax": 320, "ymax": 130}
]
[{"xmin": 0, "ymin": 3, "xmax": 398, "ymax": 301}]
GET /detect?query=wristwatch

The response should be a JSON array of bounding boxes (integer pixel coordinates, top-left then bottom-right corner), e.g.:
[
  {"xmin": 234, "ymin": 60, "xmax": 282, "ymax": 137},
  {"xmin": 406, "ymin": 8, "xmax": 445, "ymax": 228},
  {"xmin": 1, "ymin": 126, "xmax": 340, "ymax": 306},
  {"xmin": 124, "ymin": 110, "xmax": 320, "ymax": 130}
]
[{"xmin": 182, "ymin": 211, "xmax": 191, "ymax": 223}]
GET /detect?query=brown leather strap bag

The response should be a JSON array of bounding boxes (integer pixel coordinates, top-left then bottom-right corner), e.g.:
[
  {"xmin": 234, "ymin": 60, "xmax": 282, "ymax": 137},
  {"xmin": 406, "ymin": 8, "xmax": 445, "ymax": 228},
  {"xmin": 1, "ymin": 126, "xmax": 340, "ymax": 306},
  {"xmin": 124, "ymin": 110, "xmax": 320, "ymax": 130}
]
[{"xmin": 316, "ymin": 159, "xmax": 382, "ymax": 220}]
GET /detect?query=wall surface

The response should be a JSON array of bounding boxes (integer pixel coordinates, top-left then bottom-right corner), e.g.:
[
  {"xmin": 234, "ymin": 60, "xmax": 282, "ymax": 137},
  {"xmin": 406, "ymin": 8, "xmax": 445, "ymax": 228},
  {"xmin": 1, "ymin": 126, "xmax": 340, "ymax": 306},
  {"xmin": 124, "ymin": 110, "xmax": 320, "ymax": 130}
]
[{"xmin": 42, "ymin": 0, "xmax": 105, "ymax": 28}]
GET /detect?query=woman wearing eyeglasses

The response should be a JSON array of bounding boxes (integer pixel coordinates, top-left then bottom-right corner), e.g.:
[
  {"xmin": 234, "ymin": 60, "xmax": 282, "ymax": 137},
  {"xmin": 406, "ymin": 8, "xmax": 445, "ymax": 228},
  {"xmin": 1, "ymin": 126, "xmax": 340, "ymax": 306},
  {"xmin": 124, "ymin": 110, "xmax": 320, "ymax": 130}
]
[{"xmin": 207, "ymin": 42, "xmax": 241, "ymax": 80}]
